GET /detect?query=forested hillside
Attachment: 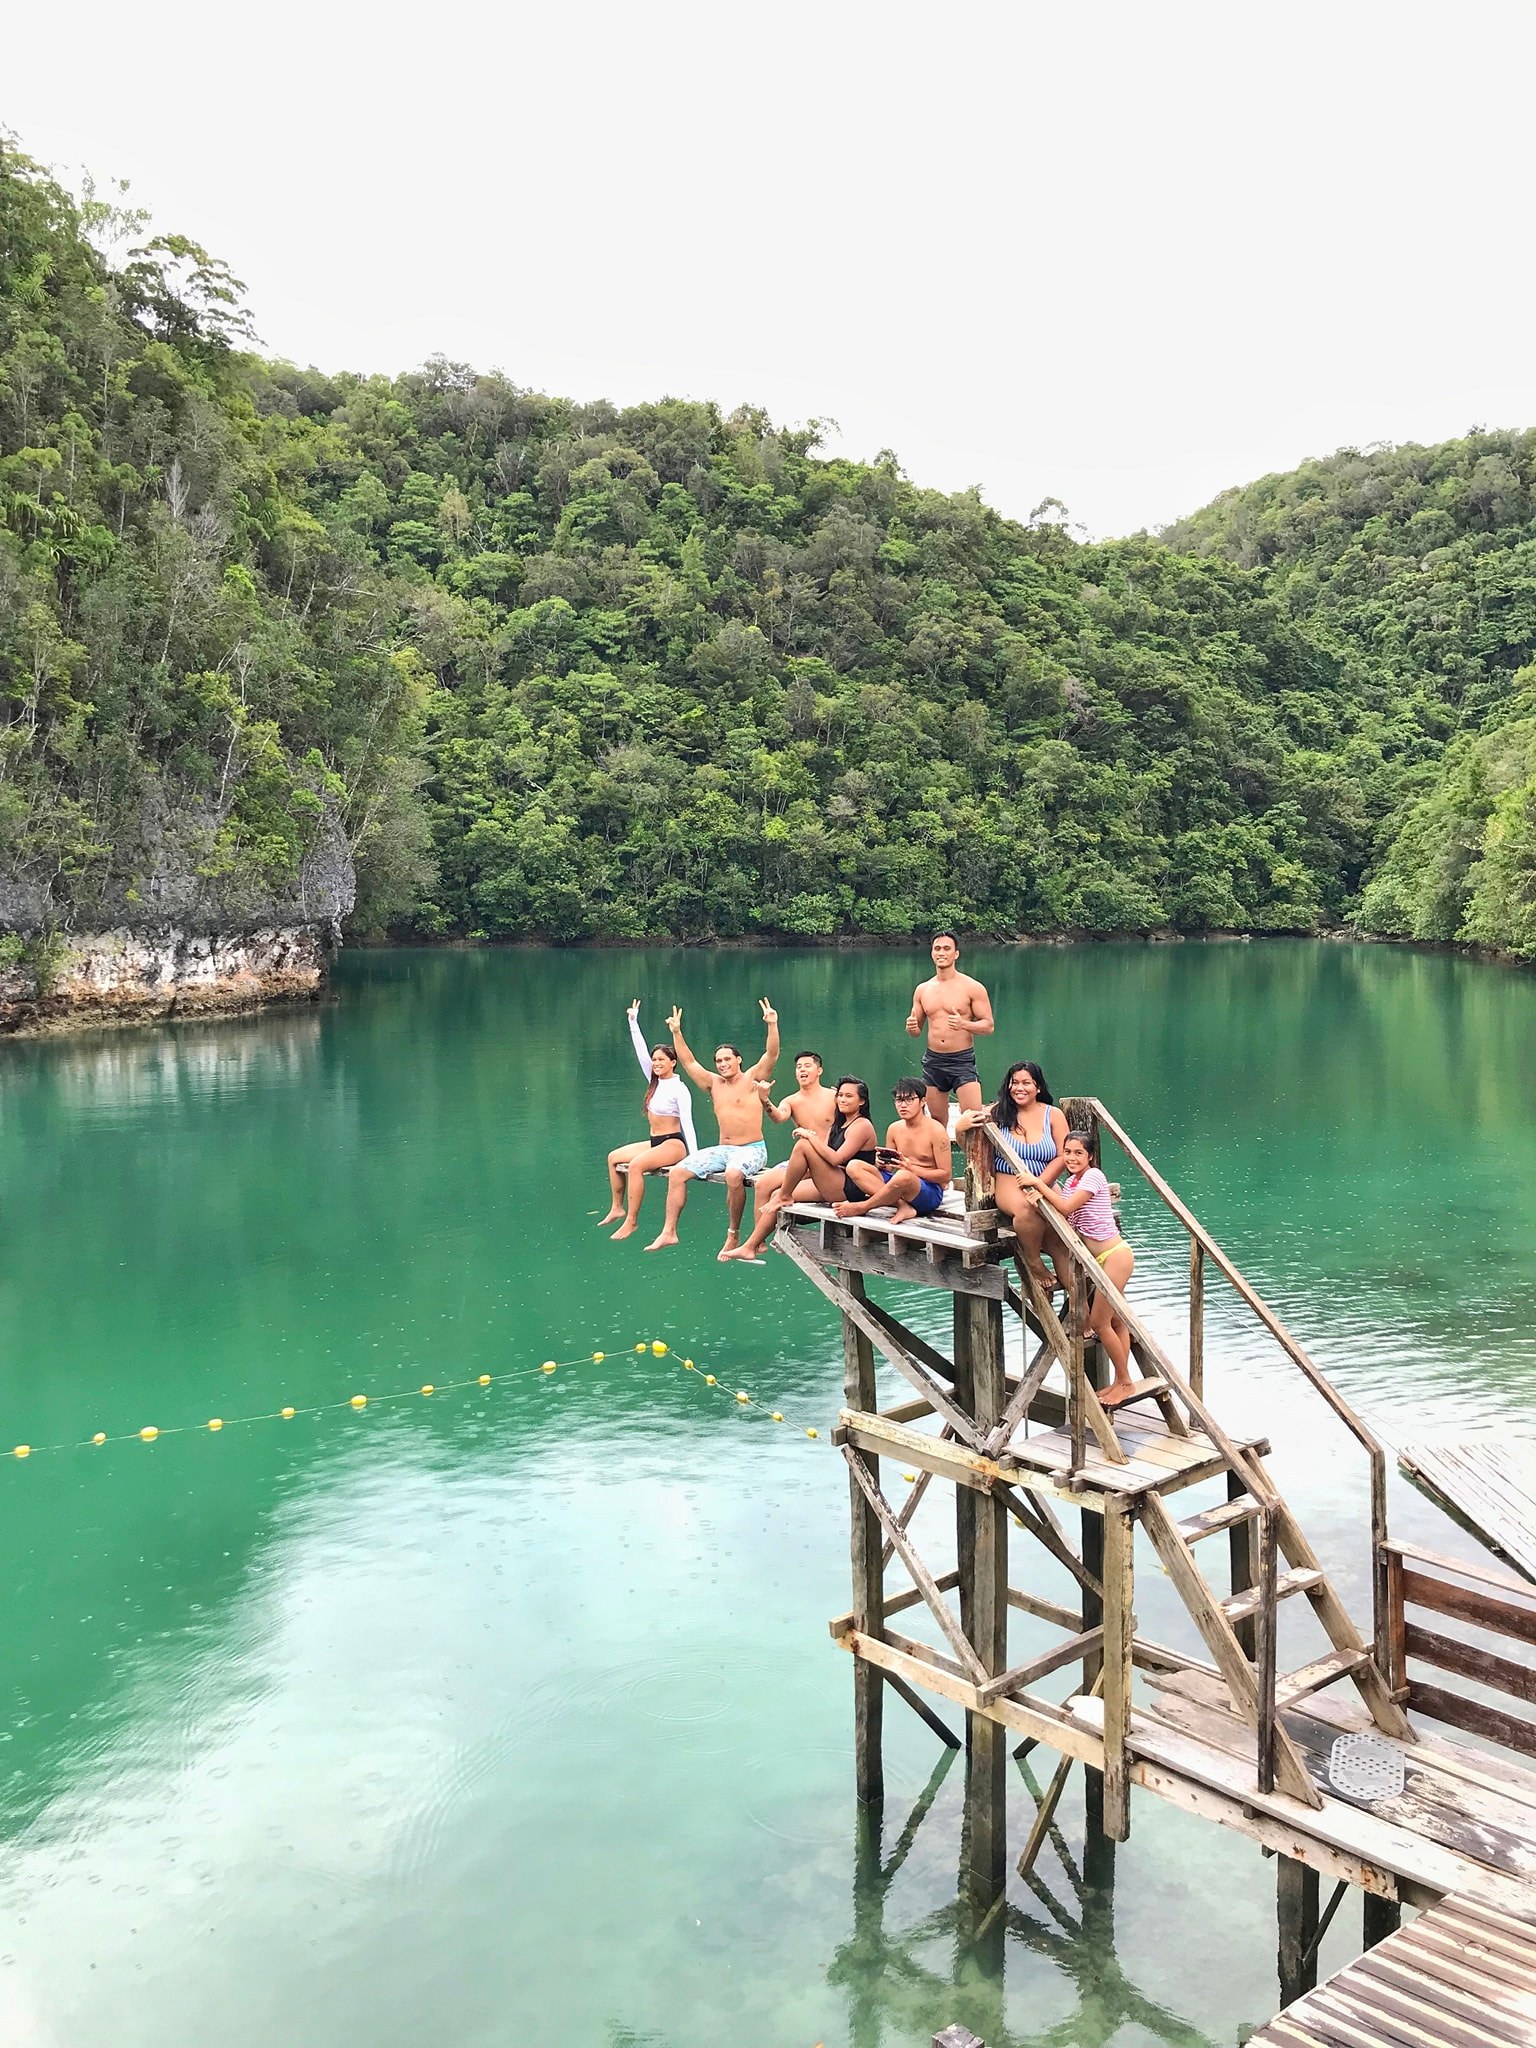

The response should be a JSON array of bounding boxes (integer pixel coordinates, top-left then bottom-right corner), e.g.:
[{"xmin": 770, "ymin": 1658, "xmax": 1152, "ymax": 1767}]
[
  {"xmin": 3, "ymin": 141, "xmax": 1533, "ymax": 952},
  {"xmin": 1166, "ymin": 438, "xmax": 1536, "ymax": 955}
]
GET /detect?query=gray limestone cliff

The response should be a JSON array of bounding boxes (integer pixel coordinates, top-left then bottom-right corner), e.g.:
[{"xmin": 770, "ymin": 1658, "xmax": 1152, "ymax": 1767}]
[{"xmin": 0, "ymin": 805, "xmax": 355, "ymax": 1036}]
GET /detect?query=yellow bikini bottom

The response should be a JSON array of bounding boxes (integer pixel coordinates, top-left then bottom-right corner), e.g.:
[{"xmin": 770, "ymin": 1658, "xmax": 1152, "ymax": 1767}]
[{"xmin": 1091, "ymin": 1238, "xmax": 1130, "ymax": 1266}]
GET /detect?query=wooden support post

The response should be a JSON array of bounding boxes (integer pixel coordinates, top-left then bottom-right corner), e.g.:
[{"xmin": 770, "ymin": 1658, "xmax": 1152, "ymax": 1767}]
[
  {"xmin": 1228, "ymin": 1467, "xmax": 1258, "ymax": 1662},
  {"xmin": 1277, "ymin": 1857, "xmax": 1320, "ymax": 2008},
  {"xmin": 1188, "ymin": 1237, "xmax": 1204, "ymax": 1400},
  {"xmin": 1256, "ymin": 1504, "xmax": 1279, "ymax": 1796},
  {"xmin": 954, "ymin": 1290, "xmax": 1008, "ymax": 1913},
  {"xmin": 844, "ymin": 1272, "xmax": 884, "ymax": 1804},
  {"xmin": 1101, "ymin": 1497, "xmax": 1133, "ymax": 1841},
  {"xmin": 1382, "ymin": 1541, "xmax": 1406, "ymax": 1698},
  {"xmin": 1362, "ymin": 1890, "xmax": 1401, "ymax": 1949},
  {"xmin": 963, "ymin": 1125, "xmax": 995, "ymax": 1233},
  {"xmin": 1080, "ymin": 1340, "xmax": 1106, "ymax": 1832}
]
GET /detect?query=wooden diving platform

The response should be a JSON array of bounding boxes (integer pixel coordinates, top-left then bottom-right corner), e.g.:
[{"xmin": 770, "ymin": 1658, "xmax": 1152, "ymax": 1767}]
[
  {"xmin": 781, "ymin": 1095, "xmax": 1536, "ymax": 2037},
  {"xmin": 1400, "ymin": 1436, "xmax": 1536, "ymax": 1584},
  {"xmin": 1249, "ymin": 1890, "xmax": 1536, "ymax": 2047}
]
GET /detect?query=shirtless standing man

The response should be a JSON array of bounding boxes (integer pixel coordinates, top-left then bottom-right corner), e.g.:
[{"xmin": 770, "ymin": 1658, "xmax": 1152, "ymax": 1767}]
[
  {"xmin": 906, "ymin": 931, "xmax": 995, "ymax": 1129},
  {"xmin": 645, "ymin": 999, "xmax": 780, "ymax": 1255},
  {"xmin": 834, "ymin": 1078, "xmax": 953, "ymax": 1224},
  {"xmin": 744, "ymin": 1051, "xmax": 837, "ymax": 1245}
]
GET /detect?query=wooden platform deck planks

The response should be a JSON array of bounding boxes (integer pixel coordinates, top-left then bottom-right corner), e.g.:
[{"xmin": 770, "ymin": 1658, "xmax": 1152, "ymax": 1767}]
[
  {"xmin": 1399, "ymin": 1438, "xmax": 1536, "ymax": 1584},
  {"xmin": 1075, "ymin": 1666, "xmax": 1536, "ymax": 1913},
  {"xmin": 1249, "ymin": 1890, "xmax": 1536, "ymax": 2046}
]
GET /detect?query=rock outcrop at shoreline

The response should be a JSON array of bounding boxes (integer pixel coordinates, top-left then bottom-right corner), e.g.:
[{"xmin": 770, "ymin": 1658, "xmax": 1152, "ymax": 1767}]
[
  {"xmin": 0, "ymin": 807, "xmax": 355, "ymax": 1038},
  {"xmin": 0, "ymin": 925, "xmax": 338, "ymax": 1036}
]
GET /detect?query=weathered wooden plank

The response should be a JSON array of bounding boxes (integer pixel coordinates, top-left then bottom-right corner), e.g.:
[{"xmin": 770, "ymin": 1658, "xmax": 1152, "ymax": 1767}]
[
  {"xmin": 1408, "ymin": 1683, "xmax": 1536, "ymax": 1760},
  {"xmin": 1400, "ymin": 1570, "xmax": 1536, "ymax": 1649},
  {"xmin": 780, "ymin": 1218, "xmax": 1009, "ymax": 1298},
  {"xmin": 842, "ymin": 1447, "xmax": 988, "ymax": 1683},
  {"xmin": 1223, "ymin": 1567, "xmax": 1325, "ymax": 1626},
  {"xmin": 954, "ymin": 1289, "xmax": 1009, "ymax": 1913},
  {"xmin": 1189, "ymin": 1235, "xmax": 1205, "ymax": 1399},
  {"xmin": 884, "ymin": 1668, "xmax": 962, "ymax": 1750},
  {"xmin": 843, "ymin": 1273, "xmax": 884, "ymax": 1803},
  {"xmin": 836, "ymin": 1627, "xmax": 1105, "ymax": 1768},
  {"xmin": 1399, "ymin": 1441, "xmax": 1536, "ymax": 1586},
  {"xmin": 1276, "ymin": 1650, "xmax": 1370, "ymax": 1713},
  {"xmin": 1073, "ymin": 1695, "xmax": 1530, "ymax": 1912},
  {"xmin": 1138, "ymin": 1492, "xmax": 1323, "ymax": 1809},
  {"xmin": 1405, "ymin": 1624, "xmax": 1536, "ymax": 1707},
  {"xmin": 782, "ymin": 1235, "xmax": 987, "ymax": 1444},
  {"xmin": 1384, "ymin": 1540, "xmax": 1536, "ymax": 1602},
  {"xmin": 1102, "ymin": 1495, "xmax": 1134, "ymax": 1840},
  {"xmin": 975, "ymin": 1627, "xmax": 1104, "ymax": 1705}
]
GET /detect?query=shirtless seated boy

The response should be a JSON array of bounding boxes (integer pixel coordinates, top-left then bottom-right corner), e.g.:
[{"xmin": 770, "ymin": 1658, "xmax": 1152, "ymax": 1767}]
[
  {"xmin": 834, "ymin": 1078, "xmax": 952, "ymax": 1225},
  {"xmin": 743, "ymin": 1050, "xmax": 836, "ymax": 1243}
]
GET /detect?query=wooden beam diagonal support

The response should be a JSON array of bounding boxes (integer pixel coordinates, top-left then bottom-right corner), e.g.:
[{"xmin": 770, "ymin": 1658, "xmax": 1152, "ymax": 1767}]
[
  {"xmin": 1138, "ymin": 1492, "xmax": 1323, "ymax": 1809},
  {"xmin": 982, "ymin": 1333, "xmax": 1057, "ymax": 1457},
  {"xmin": 994, "ymin": 1481, "xmax": 1105, "ymax": 1600},
  {"xmin": 841, "ymin": 1445, "xmax": 989, "ymax": 1683},
  {"xmin": 779, "ymin": 1229, "xmax": 985, "ymax": 1447}
]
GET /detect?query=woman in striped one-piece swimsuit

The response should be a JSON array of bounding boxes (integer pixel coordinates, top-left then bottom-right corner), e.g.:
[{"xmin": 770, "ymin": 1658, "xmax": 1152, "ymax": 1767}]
[{"xmin": 957, "ymin": 1061, "xmax": 1069, "ymax": 1296}]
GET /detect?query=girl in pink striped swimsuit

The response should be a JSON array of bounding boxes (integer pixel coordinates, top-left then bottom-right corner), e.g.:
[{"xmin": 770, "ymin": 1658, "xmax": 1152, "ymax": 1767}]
[{"xmin": 1027, "ymin": 1131, "xmax": 1138, "ymax": 1406}]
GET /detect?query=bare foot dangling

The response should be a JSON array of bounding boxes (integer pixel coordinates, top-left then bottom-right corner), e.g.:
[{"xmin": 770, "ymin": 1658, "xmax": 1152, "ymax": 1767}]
[
  {"xmin": 610, "ymin": 1221, "xmax": 638, "ymax": 1240},
  {"xmin": 644, "ymin": 1231, "xmax": 679, "ymax": 1252}
]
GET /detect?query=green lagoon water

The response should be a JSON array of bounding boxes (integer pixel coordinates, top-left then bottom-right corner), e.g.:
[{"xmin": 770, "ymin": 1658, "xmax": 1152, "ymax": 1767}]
[{"xmin": 2, "ymin": 940, "xmax": 1535, "ymax": 2046}]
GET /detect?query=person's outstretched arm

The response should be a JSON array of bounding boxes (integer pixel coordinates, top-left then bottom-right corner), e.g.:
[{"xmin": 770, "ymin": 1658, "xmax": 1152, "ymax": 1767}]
[
  {"xmin": 667, "ymin": 1008, "xmax": 715, "ymax": 1091},
  {"xmin": 757, "ymin": 1081, "xmax": 795, "ymax": 1123},
  {"xmin": 749, "ymin": 998, "xmax": 780, "ymax": 1080},
  {"xmin": 627, "ymin": 1000, "xmax": 653, "ymax": 1079}
]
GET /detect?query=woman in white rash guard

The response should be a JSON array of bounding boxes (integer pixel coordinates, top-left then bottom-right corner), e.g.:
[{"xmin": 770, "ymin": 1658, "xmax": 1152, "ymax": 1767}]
[{"xmin": 601, "ymin": 1000, "xmax": 700, "ymax": 1239}]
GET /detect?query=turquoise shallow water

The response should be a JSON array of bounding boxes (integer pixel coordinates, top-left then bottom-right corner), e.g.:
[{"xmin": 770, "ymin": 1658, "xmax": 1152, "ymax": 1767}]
[{"xmin": 2, "ymin": 940, "xmax": 1535, "ymax": 2046}]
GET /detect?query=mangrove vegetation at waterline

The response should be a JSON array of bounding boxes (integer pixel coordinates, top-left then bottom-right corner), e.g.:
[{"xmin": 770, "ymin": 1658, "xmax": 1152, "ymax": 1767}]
[{"xmin": 2, "ymin": 140, "xmax": 1535, "ymax": 952}]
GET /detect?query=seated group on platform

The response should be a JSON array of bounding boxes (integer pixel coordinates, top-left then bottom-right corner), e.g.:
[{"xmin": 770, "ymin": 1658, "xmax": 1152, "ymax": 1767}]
[{"xmin": 601, "ymin": 932, "xmax": 1137, "ymax": 1403}]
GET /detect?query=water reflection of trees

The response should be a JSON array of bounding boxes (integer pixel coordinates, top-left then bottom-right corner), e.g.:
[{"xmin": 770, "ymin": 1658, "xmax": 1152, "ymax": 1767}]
[{"xmin": 830, "ymin": 1754, "xmax": 1214, "ymax": 2048}]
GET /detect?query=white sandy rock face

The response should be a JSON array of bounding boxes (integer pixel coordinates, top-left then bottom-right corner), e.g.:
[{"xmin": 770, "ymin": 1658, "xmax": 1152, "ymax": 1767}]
[{"xmin": 0, "ymin": 927, "xmax": 331, "ymax": 1036}]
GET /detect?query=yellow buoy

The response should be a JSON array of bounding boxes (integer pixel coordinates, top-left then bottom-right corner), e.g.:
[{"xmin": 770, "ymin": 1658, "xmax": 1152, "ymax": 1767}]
[
  {"xmin": 91, "ymin": 1431, "xmax": 106, "ymax": 1445},
  {"xmin": 541, "ymin": 1361, "xmax": 557, "ymax": 1374},
  {"xmin": 806, "ymin": 1428, "xmax": 819, "ymax": 1439},
  {"xmin": 683, "ymin": 1359, "xmax": 695, "ymax": 1370},
  {"xmin": 771, "ymin": 1411, "xmax": 784, "ymax": 1422},
  {"xmin": 478, "ymin": 1374, "xmax": 491, "ymax": 1386},
  {"xmin": 420, "ymin": 1384, "xmax": 434, "ymax": 1397},
  {"xmin": 208, "ymin": 1418, "xmax": 223, "ymax": 1432},
  {"xmin": 140, "ymin": 1426, "xmax": 159, "ymax": 1441},
  {"xmin": 735, "ymin": 1392, "xmax": 750, "ymax": 1404},
  {"xmin": 350, "ymin": 1395, "xmax": 367, "ymax": 1410},
  {"xmin": 902, "ymin": 1472, "xmax": 917, "ymax": 1483},
  {"xmin": 591, "ymin": 1352, "xmax": 604, "ymax": 1363},
  {"xmin": 281, "ymin": 1406, "xmax": 295, "ymax": 1419},
  {"xmin": 704, "ymin": 1374, "xmax": 717, "ymax": 1386},
  {"xmin": 634, "ymin": 1343, "xmax": 646, "ymax": 1354},
  {"xmin": 13, "ymin": 1444, "xmax": 30, "ymax": 1459},
  {"xmin": 651, "ymin": 1341, "xmax": 668, "ymax": 1355}
]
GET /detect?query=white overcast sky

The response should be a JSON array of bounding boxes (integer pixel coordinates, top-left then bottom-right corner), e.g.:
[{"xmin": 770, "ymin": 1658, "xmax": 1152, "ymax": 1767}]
[{"xmin": 4, "ymin": 0, "xmax": 1533, "ymax": 536}]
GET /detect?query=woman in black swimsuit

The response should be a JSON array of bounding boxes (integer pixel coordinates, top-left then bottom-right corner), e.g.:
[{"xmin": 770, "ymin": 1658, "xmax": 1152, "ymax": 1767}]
[{"xmin": 724, "ymin": 1078, "xmax": 877, "ymax": 1261}]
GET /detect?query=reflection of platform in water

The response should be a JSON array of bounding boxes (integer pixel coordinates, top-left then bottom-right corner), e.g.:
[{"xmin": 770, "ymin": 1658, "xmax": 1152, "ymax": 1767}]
[
  {"xmin": 1400, "ymin": 1436, "xmax": 1536, "ymax": 1584},
  {"xmin": 784, "ymin": 1095, "xmax": 1536, "ymax": 2039}
]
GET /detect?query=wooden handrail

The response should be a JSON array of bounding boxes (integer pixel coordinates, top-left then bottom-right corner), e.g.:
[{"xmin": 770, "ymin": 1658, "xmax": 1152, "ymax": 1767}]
[{"xmin": 1085, "ymin": 1096, "xmax": 1392, "ymax": 1673}]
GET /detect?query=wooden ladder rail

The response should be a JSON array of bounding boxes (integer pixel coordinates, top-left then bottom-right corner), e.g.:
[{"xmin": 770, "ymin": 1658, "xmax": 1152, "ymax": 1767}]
[
  {"xmin": 1016, "ymin": 1159, "xmax": 1411, "ymax": 1757},
  {"xmin": 1087, "ymin": 1097, "xmax": 1396, "ymax": 1688}
]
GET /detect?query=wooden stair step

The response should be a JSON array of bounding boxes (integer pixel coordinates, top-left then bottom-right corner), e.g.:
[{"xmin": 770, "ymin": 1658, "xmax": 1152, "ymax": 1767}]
[
  {"xmin": 1220, "ymin": 1568, "xmax": 1324, "ymax": 1624},
  {"xmin": 1106, "ymin": 1378, "xmax": 1169, "ymax": 1408},
  {"xmin": 1274, "ymin": 1647, "xmax": 1371, "ymax": 1712},
  {"xmin": 1176, "ymin": 1496, "xmax": 1262, "ymax": 1544}
]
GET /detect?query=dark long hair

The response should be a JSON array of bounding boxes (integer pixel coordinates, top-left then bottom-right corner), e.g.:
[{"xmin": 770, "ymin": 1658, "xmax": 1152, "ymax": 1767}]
[
  {"xmin": 643, "ymin": 1044, "xmax": 676, "ymax": 1112},
  {"xmin": 828, "ymin": 1075, "xmax": 872, "ymax": 1151},
  {"xmin": 992, "ymin": 1060, "xmax": 1053, "ymax": 1131}
]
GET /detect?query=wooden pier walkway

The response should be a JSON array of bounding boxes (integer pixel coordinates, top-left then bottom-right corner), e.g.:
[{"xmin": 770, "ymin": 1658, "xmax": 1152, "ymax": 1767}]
[
  {"xmin": 781, "ymin": 1096, "xmax": 1536, "ymax": 2041},
  {"xmin": 1249, "ymin": 1890, "xmax": 1536, "ymax": 2047},
  {"xmin": 1400, "ymin": 1437, "xmax": 1536, "ymax": 1584}
]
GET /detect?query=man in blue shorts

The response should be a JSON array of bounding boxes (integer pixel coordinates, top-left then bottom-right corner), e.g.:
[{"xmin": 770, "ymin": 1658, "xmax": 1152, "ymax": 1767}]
[
  {"xmin": 834, "ymin": 1078, "xmax": 952, "ymax": 1226},
  {"xmin": 645, "ymin": 998, "xmax": 779, "ymax": 1256}
]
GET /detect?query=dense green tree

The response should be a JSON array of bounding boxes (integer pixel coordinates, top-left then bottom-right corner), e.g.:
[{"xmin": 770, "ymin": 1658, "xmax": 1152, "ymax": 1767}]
[{"xmin": 4, "ymin": 138, "xmax": 1535, "ymax": 953}]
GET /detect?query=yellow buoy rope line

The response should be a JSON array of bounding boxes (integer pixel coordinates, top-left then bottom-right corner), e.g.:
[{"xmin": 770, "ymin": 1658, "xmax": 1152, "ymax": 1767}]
[{"xmin": 5, "ymin": 1336, "xmax": 893, "ymax": 1467}]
